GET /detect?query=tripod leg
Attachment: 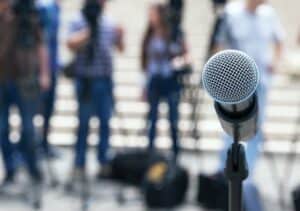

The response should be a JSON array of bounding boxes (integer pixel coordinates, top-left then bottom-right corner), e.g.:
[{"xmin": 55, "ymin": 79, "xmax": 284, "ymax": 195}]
[
  {"xmin": 81, "ymin": 175, "xmax": 90, "ymax": 211},
  {"xmin": 31, "ymin": 181, "xmax": 43, "ymax": 210},
  {"xmin": 45, "ymin": 157, "xmax": 59, "ymax": 188},
  {"xmin": 116, "ymin": 183, "xmax": 126, "ymax": 205}
]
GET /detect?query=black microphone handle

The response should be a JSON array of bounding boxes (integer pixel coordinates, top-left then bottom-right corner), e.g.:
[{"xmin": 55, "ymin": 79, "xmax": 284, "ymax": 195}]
[
  {"xmin": 219, "ymin": 96, "xmax": 255, "ymax": 115},
  {"xmin": 214, "ymin": 94, "xmax": 258, "ymax": 141}
]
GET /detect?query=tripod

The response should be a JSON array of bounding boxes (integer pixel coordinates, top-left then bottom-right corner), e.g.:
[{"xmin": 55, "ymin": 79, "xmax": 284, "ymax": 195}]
[
  {"xmin": 224, "ymin": 126, "xmax": 249, "ymax": 211},
  {"xmin": 266, "ymin": 100, "xmax": 300, "ymax": 209}
]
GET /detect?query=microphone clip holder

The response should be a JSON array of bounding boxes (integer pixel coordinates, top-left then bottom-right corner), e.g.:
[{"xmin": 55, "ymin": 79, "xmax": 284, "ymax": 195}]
[{"xmin": 224, "ymin": 127, "xmax": 249, "ymax": 211}]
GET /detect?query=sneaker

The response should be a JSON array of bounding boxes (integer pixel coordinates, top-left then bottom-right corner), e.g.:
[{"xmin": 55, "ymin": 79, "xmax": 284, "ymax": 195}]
[
  {"xmin": 0, "ymin": 174, "xmax": 14, "ymax": 186},
  {"xmin": 0, "ymin": 173, "xmax": 16, "ymax": 193},
  {"xmin": 96, "ymin": 164, "xmax": 112, "ymax": 180},
  {"xmin": 65, "ymin": 167, "xmax": 86, "ymax": 192},
  {"xmin": 30, "ymin": 167, "xmax": 44, "ymax": 185},
  {"xmin": 41, "ymin": 145, "xmax": 61, "ymax": 160},
  {"xmin": 72, "ymin": 167, "xmax": 86, "ymax": 181}
]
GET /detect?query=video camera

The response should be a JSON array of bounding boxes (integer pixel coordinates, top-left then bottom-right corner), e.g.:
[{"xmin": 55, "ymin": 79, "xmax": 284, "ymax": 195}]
[
  {"xmin": 168, "ymin": 0, "xmax": 184, "ymax": 42},
  {"xmin": 13, "ymin": 0, "xmax": 38, "ymax": 49}
]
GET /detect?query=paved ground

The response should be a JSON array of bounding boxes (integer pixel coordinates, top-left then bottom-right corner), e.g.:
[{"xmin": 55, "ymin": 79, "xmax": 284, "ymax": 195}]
[{"xmin": 0, "ymin": 149, "xmax": 299, "ymax": 211}]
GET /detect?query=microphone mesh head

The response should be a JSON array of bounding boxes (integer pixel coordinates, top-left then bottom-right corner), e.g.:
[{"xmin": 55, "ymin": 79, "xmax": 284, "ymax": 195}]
[{"xmin": 202, "ymin": 50, "xmax": 260, "ymax": 104}]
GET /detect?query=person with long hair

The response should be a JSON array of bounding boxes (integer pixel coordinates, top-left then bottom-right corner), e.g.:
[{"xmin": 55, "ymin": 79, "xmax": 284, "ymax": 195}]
[
  {"xmin": 67, "ymin": 0, "xmax": 124, "ymax": 180},
  {"xmin": 141, "ymin": 3, "xmax": 189, "ymax": 160},
  {"xmin": 0, "ymin": 0, "xmax": 49, "ymax": 187}
]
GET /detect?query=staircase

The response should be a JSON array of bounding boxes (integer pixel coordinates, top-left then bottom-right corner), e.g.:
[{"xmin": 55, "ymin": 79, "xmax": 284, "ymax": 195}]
[{"xmin": 10, "ymin": 0, "xmax": 300, "ymax": 155}]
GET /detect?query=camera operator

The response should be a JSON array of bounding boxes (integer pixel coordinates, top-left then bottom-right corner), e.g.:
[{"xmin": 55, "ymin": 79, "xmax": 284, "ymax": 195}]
[
  {"xmin": 141, "ymin": 3, "xmax": 190, "ymax": 161},
  {"xmin": 67, "ymin": 0, "xmax": 124, "ymax": 179},
  {"xmin": 0, "ymin": 0, "xmax": 49, "ymax": 187}
]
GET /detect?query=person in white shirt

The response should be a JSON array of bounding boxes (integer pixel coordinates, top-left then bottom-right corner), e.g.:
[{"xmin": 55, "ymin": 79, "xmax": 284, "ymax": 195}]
[{"xmin": 213, "ymin": 0, "xmax": 284, "ymax": 210}]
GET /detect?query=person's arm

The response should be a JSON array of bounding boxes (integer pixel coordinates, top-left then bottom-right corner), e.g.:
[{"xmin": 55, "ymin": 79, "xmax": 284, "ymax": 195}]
[
  {"xmin": 67, "ymin": 29, "xmax": 90, "ymax": 52},
  {"xmin": 38, "ymin": 44, "xmax": 50, "ymax": 90},
  {"xmin": 115, "ymin": 25, "xmax": 124, "ymax": 52},
  {"xmin": 269, "ymin": 40, "xmax": 283, "ymax": 74},
  {"xmin": 182, "ymin": 40, "xmax": 191, "ymax": 62},
  {"xmin": 171, "ymin": 39, "xmax": 193, "ymax": 75},
  {"xmin": 178, "ymin": 39, "xmax": 192, "ymax": 65},
  {"xmin": 269, "ymin": 12, "xmax": 285, "ymax": 73}
]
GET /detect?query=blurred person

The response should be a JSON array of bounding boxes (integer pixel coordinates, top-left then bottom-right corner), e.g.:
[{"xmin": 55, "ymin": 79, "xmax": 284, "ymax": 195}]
[
  {"xmin": 141, "ymin": 3, "xmax": 189, "ymax": 161},
  {"xmin": 213, "ymin": 0, "xmax": 284, "ymax": 210},
  {"xmin": 67, "ymin": 0, "xmax": 124, "ymax": 179},
  {"xmin": 37, "ymin": 0, "xmax": 61, "ymax": 158},
  {"xmin": 0, "ymin": 0, "xmax": 49, "ymax": 187}
]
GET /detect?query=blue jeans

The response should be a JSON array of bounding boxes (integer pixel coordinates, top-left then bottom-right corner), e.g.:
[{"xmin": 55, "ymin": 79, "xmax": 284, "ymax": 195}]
[
  {"xmin": 41, "ymin": 71, "xmax": 57, "ymax": 150},
  {"xmin": 74, "ymin": 77, "xmax": 113, "ymax": 168},
  {"xmin": 218, "ymin": 83, "xmax": 268, "ymax": 211},
  {"xmin": 147, "ymin": 75, "xmax": 180, "ymax": 156},
  {"xmin": 0, "ymin": 82, "xmax": 41, "ymax": 179}
]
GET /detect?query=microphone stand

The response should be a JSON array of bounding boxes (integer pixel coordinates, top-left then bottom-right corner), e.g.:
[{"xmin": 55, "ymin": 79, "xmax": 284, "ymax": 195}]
[{"xmin": 225, "ymin": 125, "xmax": 249, "ymax": 211}]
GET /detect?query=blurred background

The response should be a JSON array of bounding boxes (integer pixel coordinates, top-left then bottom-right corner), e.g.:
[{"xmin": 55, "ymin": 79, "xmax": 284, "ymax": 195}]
[{"xmin": 1, "ymin": 0, "xmax": 300, "ymax": 210}]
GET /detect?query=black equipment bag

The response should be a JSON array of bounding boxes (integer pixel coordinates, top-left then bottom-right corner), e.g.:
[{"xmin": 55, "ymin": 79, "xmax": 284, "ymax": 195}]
[
  {"xmin": 110, "ymin": 150, "xmax": 166, "ymax": 186},
  {"xmin": 293, "ymin": 185, "xmax": 300, "ymax": 211},
  {"xmin": 143, "ymin": 161, "xmax": 189, "ymax": 208},
  {"xmin": 197, "ymin": 173, "xmax": 228, "ymax": 211}
]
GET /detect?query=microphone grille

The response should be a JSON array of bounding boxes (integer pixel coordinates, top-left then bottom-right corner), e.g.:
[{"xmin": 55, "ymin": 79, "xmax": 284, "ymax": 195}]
[{"xmin": 202, "ymin": 50, "xmax": 260, "ymax": 104}]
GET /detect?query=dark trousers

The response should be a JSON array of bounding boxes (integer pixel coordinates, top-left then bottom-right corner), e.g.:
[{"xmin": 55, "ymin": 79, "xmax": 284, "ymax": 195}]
[
  {"xmin": 147, "ymin": 75, "xmax": 180, "ymax": 156},
  {"xmin": 74, "ymin": 77, "xmax": 113, "ymax": 168},
  {"xmin": 41, "ymin": 71, "xmax": 57, "ymax": 150},
  {"xmin": 0, "ymin": 82, "xmax": 41, "ymax": 179}
]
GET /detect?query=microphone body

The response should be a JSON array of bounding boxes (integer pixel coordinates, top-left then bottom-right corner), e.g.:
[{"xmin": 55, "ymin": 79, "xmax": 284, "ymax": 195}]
[
  {"xmin": 215, "ymin": 94, "xmax": 258, "ymax": 141},
  {"xmin": 202, "ymin": 50, "xmax": 258, "ymax": 211},
  {"xmin": 202, "ymin": 50, "xmax": 260, "ymax": 141}
]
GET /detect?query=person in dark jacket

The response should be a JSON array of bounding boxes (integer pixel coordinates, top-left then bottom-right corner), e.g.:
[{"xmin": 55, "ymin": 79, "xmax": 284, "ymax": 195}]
[{"xmin": 0, "ymin": 0, "xmax": 50, "ymax": 187}]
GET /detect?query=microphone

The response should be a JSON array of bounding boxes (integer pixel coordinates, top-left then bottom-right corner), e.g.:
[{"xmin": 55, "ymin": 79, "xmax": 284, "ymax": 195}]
[{"xmin": 202, "ymin": 50, "xmax": 260, "ymax": 141}]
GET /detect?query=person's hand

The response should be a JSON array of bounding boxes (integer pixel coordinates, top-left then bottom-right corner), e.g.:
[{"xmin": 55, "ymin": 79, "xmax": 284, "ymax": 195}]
[
  {"xmin": 67, "ymin": 28, "xmax": 91, "ymax": 52},
  {"xmin": 40, "ymin": 72, "xmax": 50, "ymax": 91},
  {"xmin": 116, "ymin": 26, "xmax": 124, "ymax": 38},
  {"xmin": 141, "ymin": 87, "xmax": 148, "ymax": 102},
  {"xmin": 115, "ymin": 25, "xmax": 124, "ymax": 52}
]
